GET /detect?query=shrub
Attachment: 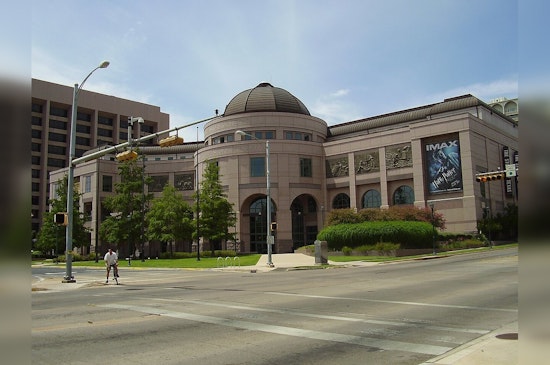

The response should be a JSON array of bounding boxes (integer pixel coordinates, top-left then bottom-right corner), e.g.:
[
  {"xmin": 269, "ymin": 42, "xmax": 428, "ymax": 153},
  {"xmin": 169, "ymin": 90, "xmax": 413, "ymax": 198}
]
[
  {"xmin": 326, "ymin": 206, "xmax": 446, "ymax": 229},
  {"xmin": 327, "ymin": 209, "xmax": 362, "ymax": 225},
  {"xmin": 342, "ymin": 246, "xmax": 353, "ymax": 256},
  {"xmin": 317, "ymin": 221, "xmax": 433, "ymax": 250},
  {"xmin": 439, "ymin": 238, "xmax": 485, "ymax": 251}
]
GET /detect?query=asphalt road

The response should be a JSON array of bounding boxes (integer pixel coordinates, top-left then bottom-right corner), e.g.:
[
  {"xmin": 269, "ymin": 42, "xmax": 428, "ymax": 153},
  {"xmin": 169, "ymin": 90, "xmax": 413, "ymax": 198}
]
[{"xmin": 32, "ymin": 248, "xmax": 517, "ymax": 365}]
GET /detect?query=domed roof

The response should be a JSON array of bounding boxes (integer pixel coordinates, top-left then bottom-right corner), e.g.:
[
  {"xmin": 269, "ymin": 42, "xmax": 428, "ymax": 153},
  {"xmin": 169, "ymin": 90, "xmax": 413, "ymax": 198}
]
[{"xmin": 224, "ymin": 82, "xmax": 310, "ymax": 116}]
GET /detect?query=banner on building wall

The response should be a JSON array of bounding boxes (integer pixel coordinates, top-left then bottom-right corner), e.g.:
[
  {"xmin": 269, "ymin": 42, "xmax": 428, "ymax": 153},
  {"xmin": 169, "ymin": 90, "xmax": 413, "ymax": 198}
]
[{"xmin": 425, "ymin": 136, "xmax": 463, "ymax": 194}]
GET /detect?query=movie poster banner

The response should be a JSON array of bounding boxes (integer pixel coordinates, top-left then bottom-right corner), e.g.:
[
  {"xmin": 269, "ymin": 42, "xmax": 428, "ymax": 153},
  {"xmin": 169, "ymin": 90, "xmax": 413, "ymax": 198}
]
[{"xmin": 425, "ymin": 135, "xmax": 463, "ymax": 194}]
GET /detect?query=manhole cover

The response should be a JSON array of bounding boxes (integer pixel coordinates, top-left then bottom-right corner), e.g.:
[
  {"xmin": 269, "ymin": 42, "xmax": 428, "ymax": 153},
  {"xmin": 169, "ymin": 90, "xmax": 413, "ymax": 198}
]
[{"xmin": 496, "ymin": 332, "xmax": 518, "ymax": 340}]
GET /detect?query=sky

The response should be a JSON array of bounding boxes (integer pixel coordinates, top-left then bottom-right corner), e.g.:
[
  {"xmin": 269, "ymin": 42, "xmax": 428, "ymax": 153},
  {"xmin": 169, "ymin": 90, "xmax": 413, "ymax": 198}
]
[{"xmin": 27, "ymin": 0, "xmax": 520, "ymax": 142}]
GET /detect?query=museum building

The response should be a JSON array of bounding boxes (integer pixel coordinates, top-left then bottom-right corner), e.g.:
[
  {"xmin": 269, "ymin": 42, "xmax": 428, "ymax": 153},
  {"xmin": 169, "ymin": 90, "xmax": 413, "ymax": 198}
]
[{"xmin": 50, "ymin": 82, "xmax": 518, "ymax": 256}]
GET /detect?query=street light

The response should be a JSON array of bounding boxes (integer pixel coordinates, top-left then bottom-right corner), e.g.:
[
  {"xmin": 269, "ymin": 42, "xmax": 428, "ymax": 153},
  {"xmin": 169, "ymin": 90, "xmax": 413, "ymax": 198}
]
[
  {"xmin": 64, "ymin": 61, "xmax": 110, "ymax": 283},
  {"xmin": 429, "ymin": 203, "xmax": 437, "ymax": 255},
  {"xmin": 236, "ymin": 130, "xmax": 274, "ymax": 267}
]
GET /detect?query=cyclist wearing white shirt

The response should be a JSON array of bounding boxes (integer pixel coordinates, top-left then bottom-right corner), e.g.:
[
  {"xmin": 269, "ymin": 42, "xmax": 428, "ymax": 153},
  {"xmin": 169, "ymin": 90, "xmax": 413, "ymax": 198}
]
[{"xmin": 104, "ymin": 248, "xmax": 119, "ymax": 283}]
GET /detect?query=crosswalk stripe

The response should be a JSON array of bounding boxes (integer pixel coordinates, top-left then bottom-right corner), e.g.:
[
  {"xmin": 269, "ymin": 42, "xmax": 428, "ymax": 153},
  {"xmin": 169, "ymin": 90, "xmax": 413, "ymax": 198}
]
[{"xmin": 101, "ymin": 303, "xmax": 452, "ymax": 356}]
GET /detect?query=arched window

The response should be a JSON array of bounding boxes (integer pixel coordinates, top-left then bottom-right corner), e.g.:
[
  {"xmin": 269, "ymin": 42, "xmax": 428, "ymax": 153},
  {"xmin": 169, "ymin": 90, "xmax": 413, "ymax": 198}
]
[
  {"xmin": 362, "ymin": 189, "xmax": 381, "ymax": 208},
  {"xmin": 492, "ymin": 104, "xmax": 503, "ymax": 113},
  {"xmin": 332, "ymin": 193, "xmax": 350, "ymax": 209},
  {"xmin": 393, "ymin": 185, "xmax": 414, "ymax": 205},
  {"xmin": 504, "ymin": 101, "xmax": 517, "ymax": 114},
  {"xmin": 249, "ymin": 197, "xmax": 276, "ymax": 253}
]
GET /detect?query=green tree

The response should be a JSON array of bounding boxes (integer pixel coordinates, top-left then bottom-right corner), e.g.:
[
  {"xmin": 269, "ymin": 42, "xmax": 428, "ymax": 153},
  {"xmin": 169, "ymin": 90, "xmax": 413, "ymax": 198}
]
[
  {"xmin": 147, "ymin": 184, "xmax": 194, "ymax": 257},
  {"xmin": 99, "ymin": 153, "xmax": 153, "ymax": 258},
  {"xmin": 35, "ymin": 175, "xmax": 89, "ymax": 255},
  {"xmin": 195, "ymin": 160, "xmax": 236, "ymax": 255}
]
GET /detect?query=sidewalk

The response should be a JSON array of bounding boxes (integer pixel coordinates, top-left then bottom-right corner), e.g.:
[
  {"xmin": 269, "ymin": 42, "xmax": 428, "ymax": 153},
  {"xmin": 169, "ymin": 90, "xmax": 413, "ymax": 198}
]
[
  {"xmin": 32, "ymin": 253, "xmax": 518, "ymax": 364},
  {"xmin": 421, "ymin": 321, "xmax": 518, "ymax": 365}
]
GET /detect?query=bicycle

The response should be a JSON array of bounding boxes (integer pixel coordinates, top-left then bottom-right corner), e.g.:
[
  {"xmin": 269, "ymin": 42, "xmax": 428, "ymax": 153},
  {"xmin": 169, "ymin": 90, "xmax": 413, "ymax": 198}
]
[{"xmin": 106, "ymin": 263, "xmax": 119, "ymax": 285}]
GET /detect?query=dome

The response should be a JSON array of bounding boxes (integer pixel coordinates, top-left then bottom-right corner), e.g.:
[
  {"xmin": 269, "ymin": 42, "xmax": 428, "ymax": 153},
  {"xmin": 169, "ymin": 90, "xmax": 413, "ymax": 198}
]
[{"xmin": 224, "ymin": 82, "xmax": 310, "ymax": 116}]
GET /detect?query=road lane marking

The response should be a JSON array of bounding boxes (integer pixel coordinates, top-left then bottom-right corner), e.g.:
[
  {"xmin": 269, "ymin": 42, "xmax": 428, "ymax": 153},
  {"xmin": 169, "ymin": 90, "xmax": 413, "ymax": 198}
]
[
  {"xmin": 100, "ymin": 303, "xmax": 452, "ymax": 356},
  {"xmin": 266, "ymin": 292, "xmax": 517, "ymax": 313},
  {"xmin": 149, "ymin": 298, "xmax": 489, "ymax": 335}
]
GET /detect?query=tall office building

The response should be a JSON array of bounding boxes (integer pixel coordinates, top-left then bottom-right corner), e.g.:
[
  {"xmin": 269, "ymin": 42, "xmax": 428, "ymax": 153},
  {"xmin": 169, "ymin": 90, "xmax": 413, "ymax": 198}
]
[{"xmin": 31, "ymin": 79, "xmax": 169, "ymax": 237}]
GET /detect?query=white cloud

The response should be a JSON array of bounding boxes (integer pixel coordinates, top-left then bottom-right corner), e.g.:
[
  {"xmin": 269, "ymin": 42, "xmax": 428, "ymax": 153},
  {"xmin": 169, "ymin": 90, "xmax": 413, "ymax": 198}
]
[
  {"xmin": 309, "ymin": 88, "xmax": 363, "ymax": 125},
  {"xmin": 430, "ymin": 77, "xmax": 518, "ymax": 104},
  {"xmin": 330, "ymin": 89, "xmax": 350, "ymax": 97}
]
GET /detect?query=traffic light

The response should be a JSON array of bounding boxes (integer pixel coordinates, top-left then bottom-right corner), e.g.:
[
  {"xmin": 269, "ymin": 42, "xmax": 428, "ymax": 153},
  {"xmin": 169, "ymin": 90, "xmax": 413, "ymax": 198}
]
[
  {"xmin": 54, "ymin": 212, "xmax": 68, "ymax": 226},
  {"xmin": 270, "ymin": 222, "xmax": 277, "ymax": 231},
  {"xmin": 475, "ymin": 171, "xmax": 505, "ymax": 182},
  {"xmin": 115, "ymin": 150, "xmax": 138, "ymax": 162},
  {"xmin": 159, "ymin": 135, "xmax": 184, "ymax": 147}
]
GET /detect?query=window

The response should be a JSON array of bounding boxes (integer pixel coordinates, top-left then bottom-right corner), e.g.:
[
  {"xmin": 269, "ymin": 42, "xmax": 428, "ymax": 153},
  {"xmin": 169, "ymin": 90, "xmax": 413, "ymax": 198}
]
[
  {"xmin": 332, "ymin": 193, "xmax": 350, "ymax": 209},
  {"xmin": 84, "ymin": 202, "xmax": 92, "ymax": 221},
  {"xmin": 49, "ymin": 119, "xmax": 67, "ymax": 130},
  {"xmin": 32, "ymin": 129, "xmax": 42, "ymax": 139},
  {"xmin": 32, "ymin": 103, "xmax": 43, "ymax": 113},
  {"xmin": 32, "ymin": 182, "xmax": 40, "ymax": 192},
  {"xmin": 32, "ymin": 169, "xmax": 40, "ymax": 178},
  {"xmin": 119, "ymin": 132, "xmax": 128, "ymax": 140},
  {"xmin": 362, "ymin": 190, "xmax": 381, "ymax": 208},
  {"xmin": 84, "ymin": 175, "xmax": 92, "ymax": 193},
  {"xmin": 307, "ymin": 196, "xmax": 317, "ymax": 213},
  {"xmin": 250, "ymin": 157, "xmax": 265, "ymax": 177},
  {"xmin": 77, "ymin": 112, "xmax": 91, "ymax": 122},
  {"xmin": 98, "ymin": 128, "xmax": 113, "ymax": 137},
  {"xmin": 285, "ymin": 130, "xmax": 312, "ymax": 141},
  {"xmin": 98, "ymin": 115, "xmax": 113, "ymax": 126},
  {"xmin": 239, "ymin": 131, "xmax": 274, "ymax": 140},
  {"xmin": 102, "ymin": 175, "xmax": 113, "ymax": 192},
  {"xmin": 32, "ymin": 116, "xmax": 42, "ymax": 126},
  {"xmin": 393, "ymin": 185, "xmax": 414, "ymax": 205},
  {"xmin": 300, "ymin": 158, "xmax": 312, "ymax": 177},
  {"xmin": 76, "ymin": 136, "xmax": 90, "ymax": 146},
  {"xmin": 48, "ymin": 145, "xmax": 66, "ymax": 155},
  {"xmin": 76, "ymin": 124, "xmax": 91, "ymax": 133},
  {"xmin": 47, "ymin": 158, "xmax": 65, "ymax": 168},
  {"xmin": 48, "ymin": 132, "xmax": 66, "ymax": 142},
  {"xmin": 504, "ymin": 101, "xmax": 517, "ymax": 114},
  {"xmin": 149, "ymin": 175, "xmax": 169, "ymax": 192},
  {"xmin": 32, "ymin": 156, "xmax": 40, "ymax": 165},
  {"xmin": 32, "ymin": 143, "xmax": 41, "ymax": 152},
  {"xmin": 141, "ymin": 124, "xmax": 154, "ymax": 133},
  {"xmin": 49, "ymin": 106, "xmax": 68, "ymax": 118}
]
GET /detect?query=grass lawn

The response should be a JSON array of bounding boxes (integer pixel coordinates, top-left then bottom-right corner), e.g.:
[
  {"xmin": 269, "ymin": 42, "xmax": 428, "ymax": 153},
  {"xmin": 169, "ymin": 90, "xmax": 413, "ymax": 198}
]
[
  {"xmin": 35, "ymin": 244, "xmax": 517, "ymax": 269},
  {"xmin": 328, "ymin": 243, "xmax": 518, "ymax": 262},
  {"xmin": 70, "ymin": 254, "xmax": 262, "ymax": 269}
]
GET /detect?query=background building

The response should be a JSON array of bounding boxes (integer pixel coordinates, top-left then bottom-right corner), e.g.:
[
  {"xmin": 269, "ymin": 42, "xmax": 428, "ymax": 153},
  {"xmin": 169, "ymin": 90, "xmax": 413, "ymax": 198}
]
[
  {"xmin": 488, "ymin": 97, "xmax": 519, "ymax": 122},
  {"xmin": 46, "ymin": 82, "xmax": 518, "ymax": 257},
  {"xmin": 32, "ymin": 79, "xmax": 169, "ymax": 239}
]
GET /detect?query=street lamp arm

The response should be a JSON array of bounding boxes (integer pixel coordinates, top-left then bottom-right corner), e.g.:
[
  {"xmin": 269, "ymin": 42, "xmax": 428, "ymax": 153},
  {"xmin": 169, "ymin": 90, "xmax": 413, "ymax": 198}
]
[{"xmin": 75, "ymin": 61, "xmax": 110, "ymax": 97}]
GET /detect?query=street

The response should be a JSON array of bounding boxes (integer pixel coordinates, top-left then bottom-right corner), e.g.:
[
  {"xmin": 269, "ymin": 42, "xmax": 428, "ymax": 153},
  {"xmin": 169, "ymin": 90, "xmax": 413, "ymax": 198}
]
[{"xmin": 32, "ymin": 248, "xmax": 517, "ymax": 365}]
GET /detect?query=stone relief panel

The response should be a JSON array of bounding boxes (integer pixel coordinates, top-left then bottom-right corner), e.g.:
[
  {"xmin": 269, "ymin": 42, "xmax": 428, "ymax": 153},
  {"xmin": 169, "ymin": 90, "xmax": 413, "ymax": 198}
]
[
  {"xmin": 385, "ymin": 143, "xmax": 412, "ymax": 169},
  {"xmin": 175, "ymin": 173, "xmax": 194, "ymax": 191},
  {"xmin": 326, "ymin": 156, "xmax": 349, "ymax": 178},
  {"xmin": 149, "ymin": 175, "xmax": 169, "ymax": 192},
  {"xmin": 354, "ymin": 150, "xmax": 380, "ymax": 174}
]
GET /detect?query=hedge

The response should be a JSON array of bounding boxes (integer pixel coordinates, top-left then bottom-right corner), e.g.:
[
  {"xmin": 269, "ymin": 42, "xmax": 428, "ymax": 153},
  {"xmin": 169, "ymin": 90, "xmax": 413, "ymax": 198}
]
[{"xmin": 317, "ymin": 220, "xmax": 434, "ymax": 250}]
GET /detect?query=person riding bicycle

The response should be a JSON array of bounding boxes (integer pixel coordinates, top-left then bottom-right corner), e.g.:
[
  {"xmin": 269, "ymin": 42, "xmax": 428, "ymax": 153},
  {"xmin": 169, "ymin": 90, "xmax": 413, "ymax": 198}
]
[{"xmin": 104, "ymin": 248, "xmax": 119, "ymax": 283}]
